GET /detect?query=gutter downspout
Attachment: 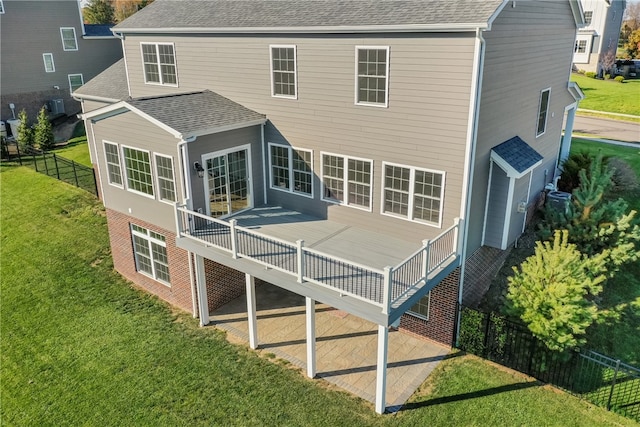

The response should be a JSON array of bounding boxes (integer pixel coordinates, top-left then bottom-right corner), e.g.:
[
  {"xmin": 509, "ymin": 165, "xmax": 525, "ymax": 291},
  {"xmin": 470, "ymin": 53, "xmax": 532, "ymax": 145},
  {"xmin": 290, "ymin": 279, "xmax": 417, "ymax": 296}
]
[
  {"xmin": 111, "ymin": 30, "xmax": 132, "ymax": 98},
  {"xmin": 456, "ymin": 28, "xmax": 486, "ymax": 347}
]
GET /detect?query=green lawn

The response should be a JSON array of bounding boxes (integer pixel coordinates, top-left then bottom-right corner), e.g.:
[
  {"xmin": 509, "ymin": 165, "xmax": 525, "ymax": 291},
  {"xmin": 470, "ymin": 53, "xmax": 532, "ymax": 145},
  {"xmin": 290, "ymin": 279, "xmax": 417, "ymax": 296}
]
[
  {"xmin": 570, "ymin": 73, "xmax": 640, "ymax": 117},
  {"xmin": 1, "ymin": 165, "xmax": 634, "ymax": 425},
  {"xmin": 54, "ymin": 136, "xmax": 91, "ymax": 167}
]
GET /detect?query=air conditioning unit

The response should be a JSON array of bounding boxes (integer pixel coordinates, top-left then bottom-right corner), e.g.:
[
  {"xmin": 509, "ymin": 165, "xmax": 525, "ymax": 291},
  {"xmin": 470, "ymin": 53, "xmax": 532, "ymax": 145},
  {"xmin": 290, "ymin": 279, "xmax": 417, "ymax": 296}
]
[
  {"xmin": 48, "ymin": 99, "xmax": 65, "ymax": 115},
  {"xmin": 547, "ymin": 191, "xmax": 572, "ymax": 214}
]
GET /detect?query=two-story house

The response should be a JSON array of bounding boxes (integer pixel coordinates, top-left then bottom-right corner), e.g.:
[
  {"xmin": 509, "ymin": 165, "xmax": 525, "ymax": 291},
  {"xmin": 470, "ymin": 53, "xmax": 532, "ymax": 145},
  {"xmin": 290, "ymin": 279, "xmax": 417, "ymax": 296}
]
[
  {"xmin": 74, "ymin": 0, "xmax": 584, "ymax": 413},
  {"xmin": 573, "ymin": 0, "xmax": 626, "ymax": 74},
  {"xmin": 0, "ymin": 0, "xmax": 122, "ymax": 122}
]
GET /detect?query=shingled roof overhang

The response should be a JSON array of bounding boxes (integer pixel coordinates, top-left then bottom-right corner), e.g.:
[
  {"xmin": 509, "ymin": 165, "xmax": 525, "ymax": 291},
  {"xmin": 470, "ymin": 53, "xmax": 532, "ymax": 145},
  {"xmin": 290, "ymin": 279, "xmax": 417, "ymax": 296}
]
[
  {"xmin": 490, "ymin": 136, "xmax": 543, "ymax": 179},
  {"xmin": 81, "ymin": 90, "xmax": 266, "ymax": 141}
]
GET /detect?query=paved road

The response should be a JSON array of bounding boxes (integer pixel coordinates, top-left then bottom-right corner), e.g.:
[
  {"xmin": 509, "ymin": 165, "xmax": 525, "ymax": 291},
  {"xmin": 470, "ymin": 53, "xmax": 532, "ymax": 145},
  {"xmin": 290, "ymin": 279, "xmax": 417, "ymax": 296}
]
[{"xmin": 573, "ymin": 115, "xmax": 640, "ymax": 143}]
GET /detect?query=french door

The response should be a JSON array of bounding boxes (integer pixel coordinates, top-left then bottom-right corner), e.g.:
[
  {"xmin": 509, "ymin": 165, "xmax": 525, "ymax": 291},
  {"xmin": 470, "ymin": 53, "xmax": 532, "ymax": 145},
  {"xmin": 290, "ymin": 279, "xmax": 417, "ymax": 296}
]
[{"xmin": 203, "ymin": 146, "xmax": 251, "ymax": 218}]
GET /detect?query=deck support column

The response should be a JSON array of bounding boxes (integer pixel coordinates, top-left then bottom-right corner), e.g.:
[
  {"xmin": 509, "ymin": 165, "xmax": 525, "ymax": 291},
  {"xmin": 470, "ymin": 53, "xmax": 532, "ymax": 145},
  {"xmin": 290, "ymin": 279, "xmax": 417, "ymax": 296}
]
[
  {"xmin": 246, "ymin": 274, "xmax": 258, "ymax": 349},
  {"xmin": 375, "ymin": 324, "xmax": 389, "ymax": 414},
  {"xmin": 305, "ymin": 297, "xmax": 316, "ymax": 378},
  {"xmin": 195, "ymin": 255, "xmax": 209, "ymax": 326}
]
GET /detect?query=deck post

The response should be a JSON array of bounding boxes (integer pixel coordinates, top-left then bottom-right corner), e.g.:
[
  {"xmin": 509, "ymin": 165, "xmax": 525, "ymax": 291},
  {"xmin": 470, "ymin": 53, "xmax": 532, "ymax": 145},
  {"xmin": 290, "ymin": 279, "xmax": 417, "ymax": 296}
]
[
  {"xmin": 305, "ymin": 297, "xmax": 316, "ymax": 378},
  {"xmin": 296, "ymin": 240, "xmax": 305, "ymax": 283},
  {"xmin": 195, "ymin": 255, "xmax": 209, "ymax": 326},
  {"xmin": 230, "ymin": 219, "xmax": 238, "ymax": 259},
  {"xmin": 246, "ymin": 274, "xmax": 258, "ymax": 349},
  {"xmin": 375, "ymin": 324, "xmax": 389, "ymax": 414},
  {"xmin": 382, "ymin": 266, "xmax": 392, "ymax": 315},
  {"xmin": 453, "ymin": 217, "xmax": 462, "ymax": 254},
  {"xmin": 174, "ymin": 204, "xmax": 182, "ymax": 237},
  {"xmin": 422, "ymin": 239, "xmax": 430, "ymax": 280}
]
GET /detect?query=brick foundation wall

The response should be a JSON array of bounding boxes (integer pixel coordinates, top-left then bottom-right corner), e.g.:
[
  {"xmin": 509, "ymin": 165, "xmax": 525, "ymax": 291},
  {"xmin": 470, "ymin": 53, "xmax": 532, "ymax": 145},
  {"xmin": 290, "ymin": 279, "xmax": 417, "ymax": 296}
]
[
  {"xmin": 400, "ymin": 267, "xmax": 460, "ymax": 347},
  {"xmin": 204, "ymin": 260, "xmax": 246, "ymax": 312},
  {"xmin": 106, "ymin": 209, "xmax": 194, "ymax": 313}
]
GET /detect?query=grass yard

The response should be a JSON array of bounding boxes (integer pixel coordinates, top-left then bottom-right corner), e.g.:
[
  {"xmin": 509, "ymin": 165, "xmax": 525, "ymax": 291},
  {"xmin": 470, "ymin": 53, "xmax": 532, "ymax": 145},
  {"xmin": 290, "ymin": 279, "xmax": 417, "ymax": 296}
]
[
  {"xmin": 1, "ymin": 165, "xmax": 634, "ymax": 426},
  {"xmin": 570, "ymin": 73, "xmax": 640, "ymax": 118},
  {"xmin": 54, "ymin": 136, "xmax": 91, "ymax": 167}
]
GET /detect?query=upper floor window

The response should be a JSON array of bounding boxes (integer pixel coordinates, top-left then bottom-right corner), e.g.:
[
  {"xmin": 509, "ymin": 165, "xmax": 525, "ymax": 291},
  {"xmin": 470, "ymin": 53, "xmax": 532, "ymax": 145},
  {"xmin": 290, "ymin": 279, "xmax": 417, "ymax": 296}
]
[
  {"xmin": 269, "ymin": 143, "xmax": 313, "ymax": 197},
  {"xmin": 574, "ymin": 40, "xmax": 587, "ymax": 54},
  {"xmin": 270, "ymin": 45, "xmax": 297, "ymax": 98},
  {"xmin": 0, "ymin": 2, "xmax": 5, "ymax": 14},
  {"xmin": 321, "ymin": 153, "xmax": 373, "ymax": 211},
  {"xmin": 536, "ymin": 88, "xmax": 551, "ymax": 137},
  {"xmin": 356, "ymin": 46, "xmax": 389, "ymax": 107},
  {"xmin": 131, "ymin": 224, "xmax": 171, "ymax": 285},
  {"xmin": 60, "ymin": 27, "xmax": 78, "ymax": 51},
  {"xmin": 68, "ymin": 74, "xmax": 84, "ymax": 94},
  {"xmin": 43, "ymin": 53, "xmax": 55, "ymax": 73},
  {"xmin": 584, "ymin": 11, "xmax": 593, "ymax": 25},
  {"xmin": 123, "ymin": 146, "xmax": 154, "ymax": 197},
  {"xmin": 154, "ymin": 154, "xmax": 177, "ymax": 203},
  {"xmin": 382, "ymin": 163, "xmax": 444, "ymax": 227},
  {"xmin": 141, "ymin": 43, "xmax": 177, "ymax": 86},
  {"xmin": 104, "ymin": 142, "xmax": 123, "ymax": 187}
]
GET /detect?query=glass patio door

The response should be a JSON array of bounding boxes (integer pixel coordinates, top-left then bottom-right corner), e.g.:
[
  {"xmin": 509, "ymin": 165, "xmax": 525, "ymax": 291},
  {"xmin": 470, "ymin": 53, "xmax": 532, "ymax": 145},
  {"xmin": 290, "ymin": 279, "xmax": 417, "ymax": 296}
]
[{"xmin": 204, "ymin": 148, "xmax": 250, "ymax": 218}]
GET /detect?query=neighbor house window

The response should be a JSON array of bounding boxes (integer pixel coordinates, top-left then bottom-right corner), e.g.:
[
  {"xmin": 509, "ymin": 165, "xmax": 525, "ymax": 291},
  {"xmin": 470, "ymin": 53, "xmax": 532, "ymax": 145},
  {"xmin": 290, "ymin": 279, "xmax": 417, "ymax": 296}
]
[
  {"xmin": 269, "ymin": 143, "xmax": 312, "ymax": 197},
  {"xmin": 131, "ymin": 224, "xmax": 170, "ymax": 285},
  {"xmin": 68, "ymin": 74, "xmax": 84, "ymax": 93},
  {"xmin": 141, "ymin": 43, "xmax": 177, "ymax": 85},
  {"xmin": 382, "ymin": 163, "xmax": 444, "ymax": 226},
  {"xmin": 0, "ymin": 1, "xmax": 4, "ymax": 14},
  {"xmin": 321, "ymin": 153, "xmax": 373, "ymax": 210},
  {"xmin": 60, "ymin": 27, "xmax": 78, "ymax": 51},
  {"xmin": 409, "ymin": 292, "xmax": 431, "ymax": 320},
  {"xmin": 584, "ymin": 11, "xmax": 593, "ymax": 25},
  {"xmin": 123, "ymin": 146, "xmax": 154, "ymax": 197},
  {"xmin": 574, "ymin": 40, "xmax": 587, "ymax": 53},
  {"xmin": 356, "ymin": 46, "xmax": 389, "ymax": 107},
  {"xmin": 43, "ymin": 53, "xmax": 55, "ymax": 73},
  {"xmin": 104, "ymin": 142, "xmax": 123, "ymax": 187},
  {"xmin": 270, "ymin": 45, "xmax": 297, "ymax": 98},
  {"xmin": 536, "ymin": 88, "xmax": 551, "ymax": 137},
  {"xmin": 154, "ymin": 154, "xmax": 176, "ymax": 203}
]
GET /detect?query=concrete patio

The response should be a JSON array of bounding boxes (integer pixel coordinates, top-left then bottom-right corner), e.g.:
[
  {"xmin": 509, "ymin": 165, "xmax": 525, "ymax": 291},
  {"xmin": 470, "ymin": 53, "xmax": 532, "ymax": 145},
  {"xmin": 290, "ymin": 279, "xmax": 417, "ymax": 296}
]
[{"xmin": 208, "ymin": 282, "xmax": 450, "ymax": 411}]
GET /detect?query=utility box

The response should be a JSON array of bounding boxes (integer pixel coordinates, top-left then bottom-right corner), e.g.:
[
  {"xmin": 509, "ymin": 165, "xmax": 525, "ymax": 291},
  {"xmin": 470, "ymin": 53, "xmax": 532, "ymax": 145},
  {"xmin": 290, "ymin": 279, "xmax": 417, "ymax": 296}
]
[
  {"xmin": 48, "ymin": 99, "xmax": 65, "ymax": 115},
  {"xmin": 547, "ymin": 191, "xmax": 572, "ymax": 214}
]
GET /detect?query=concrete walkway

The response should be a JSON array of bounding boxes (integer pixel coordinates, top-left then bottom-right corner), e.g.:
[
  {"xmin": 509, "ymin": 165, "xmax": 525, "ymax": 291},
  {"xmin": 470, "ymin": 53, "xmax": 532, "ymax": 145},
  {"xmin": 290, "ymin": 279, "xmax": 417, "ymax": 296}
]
[{"xmin": 209, "ymin": 282, "xmax": 450, "ymax": 411}]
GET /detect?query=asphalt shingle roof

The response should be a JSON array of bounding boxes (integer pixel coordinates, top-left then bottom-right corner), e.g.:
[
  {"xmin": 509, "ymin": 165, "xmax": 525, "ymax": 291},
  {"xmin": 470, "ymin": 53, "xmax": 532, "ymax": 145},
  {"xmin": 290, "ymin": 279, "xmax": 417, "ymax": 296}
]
[
  {"xmin": 491, "ymin": 136, "xmax": 543, "ymax": 174},
  {"xmin": 127, "ymin": 90, "xmax": 265, "ymax": 136},
  {"xmin": 115, "ymin": 0, "xmax": 505, "ymax": 31},
  {"xmin": 84, "ymin": 24, "xmax": 115, "ymax": 37},
  {"xmin": 74, "ymin": 59, "xmax": 129, "ymax": 101}
]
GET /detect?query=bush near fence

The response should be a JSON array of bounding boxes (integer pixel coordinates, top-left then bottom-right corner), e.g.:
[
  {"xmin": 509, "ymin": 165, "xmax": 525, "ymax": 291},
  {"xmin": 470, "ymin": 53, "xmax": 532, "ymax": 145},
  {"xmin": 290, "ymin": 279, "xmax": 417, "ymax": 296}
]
[{"xmin": 457, "ymin": 305, "xmax": 640, "ymax": 422}]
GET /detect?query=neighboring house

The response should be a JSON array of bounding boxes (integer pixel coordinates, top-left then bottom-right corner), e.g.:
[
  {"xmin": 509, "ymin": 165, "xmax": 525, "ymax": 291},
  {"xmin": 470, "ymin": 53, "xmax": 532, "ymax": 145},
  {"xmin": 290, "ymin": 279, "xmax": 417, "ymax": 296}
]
[
  {"xmin": 0, "ymin": 0, "xmax": 122, "ymax": 122},
  {"xmin": 75, "ymin": 0, "xmax": 585, "ymax": 413},
  {"xmin": 573, "ymin": 0, "xmax": 626, "ymax": 74}
]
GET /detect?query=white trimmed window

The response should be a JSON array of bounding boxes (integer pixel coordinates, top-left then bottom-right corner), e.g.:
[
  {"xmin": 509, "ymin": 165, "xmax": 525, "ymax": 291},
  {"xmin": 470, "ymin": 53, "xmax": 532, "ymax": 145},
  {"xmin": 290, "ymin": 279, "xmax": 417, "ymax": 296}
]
[
  {"xmin": 154, "ymin": 154, "xmax": 176, "ymax": 203},
  {"xmin": 68, "ymin": 74, "xmax": 84, "ymax": 94},
  {"xmin": 141, "ymin": 43, "xmax": 177, "ymax": 85},
  {"xmin": 355, "ymin": 46, "xmax": 389, "ymax": 107},
  {"xmin": 584, "ymin": 11, "xmax": 593, "ymax": 25},
  {"xmin": 269, "ymin": 143, "xmax": 313, "ymax": 197},
  {"xmin": 574, "ymin": 40, "xmax": 587, "ymax": 54},
  {"xmin": 321, "ymin": 153, "xmax": 373, "ymax": 211},
  {"xmin": 42, "ymin": 53, "xmax": 55, "ymax": 73},
  {"xmin": 104, "ymin": 142, "xmax": 123, "ymax": 187},
  {"xmin": 409, "ymin": 292, "xmax": 431, "ymax": 320},
  {"xmin": 270, "ymin": 45, "xmax": 297, "ymax": 98},
  {"xmin": 131, "ymin": 224, "xmax": 170, "ymax": 285},
  {"xmin": 60, "ymin": 27, "xmax": 78, "ymax": 51},
  {"xmin": 123, "ymin": 146, "xmax": 154, "ymax": 197},
  {"xmin": 536, "ymin": 88, "xmax": 551, "ymax": 137},
  {"xmin": 382, "ymin": 163, "xmax": 444, "ymax": 227}
]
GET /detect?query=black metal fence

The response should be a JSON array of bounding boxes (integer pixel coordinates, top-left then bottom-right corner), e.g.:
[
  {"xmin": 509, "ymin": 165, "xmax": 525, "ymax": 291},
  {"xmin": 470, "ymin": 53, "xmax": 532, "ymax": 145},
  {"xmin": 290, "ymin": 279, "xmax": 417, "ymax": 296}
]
[
  {"xmin": 1, "ymin": 139, "xmax": 98, "ymax": 197},
  {"xmin": 457, "ymin": 305, "xmax": 639, "ymax": 421}
]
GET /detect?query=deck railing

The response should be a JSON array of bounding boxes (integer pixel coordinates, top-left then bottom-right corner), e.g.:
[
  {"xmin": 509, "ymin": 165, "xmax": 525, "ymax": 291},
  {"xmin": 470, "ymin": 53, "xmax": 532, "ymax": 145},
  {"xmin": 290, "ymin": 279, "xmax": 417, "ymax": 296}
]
[{"xmin": 176, "ymin": 205, "xmax": 461, "ymax": 312}]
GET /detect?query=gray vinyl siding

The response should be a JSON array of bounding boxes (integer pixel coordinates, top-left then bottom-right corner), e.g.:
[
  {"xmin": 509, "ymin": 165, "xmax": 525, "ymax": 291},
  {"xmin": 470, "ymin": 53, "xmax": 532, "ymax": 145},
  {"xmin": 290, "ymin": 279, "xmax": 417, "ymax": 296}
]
[
  {"xmin": 0, "ymin": 0, "xmax": 122, "ymax": 118},
  {"xmin": 467, "ymin": 0, "xmax": 578, "ymax": 253},
  {"xmin": 91, "ymin": 111, "xmax": 183, "ymax": 231},
  {"xmin": 82, "ymin": 100, "xmax": 116, "ymax": 166},
  {"xmin": 506, "ymin": 172, "xmax": 531, "ymax": 247},
  {"xmin": 483, "ymin": 165, "xmax": 508, "ymax": 249},
  {"xmin": 121, "ymin": 33, "xmax": 475, "ymax": 245}
]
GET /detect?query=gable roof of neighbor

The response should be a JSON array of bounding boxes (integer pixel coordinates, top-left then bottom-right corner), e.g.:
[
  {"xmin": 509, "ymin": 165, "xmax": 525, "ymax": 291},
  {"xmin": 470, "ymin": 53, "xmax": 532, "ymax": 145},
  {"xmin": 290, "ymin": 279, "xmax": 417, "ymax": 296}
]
[
  {"xmin": 490, "ymin": 136, "xmax": 543, "ymax": 179},
  {"xmin": 82, "ymin": 90, "xmax": 266, "ymax": 140},
  {"xmin": 114, "ymin": 0, "xmax": 508, "ymax": 33},
  {"xmin": 73, "ymin": 59, "xmax": 129, "ymax": 103}
]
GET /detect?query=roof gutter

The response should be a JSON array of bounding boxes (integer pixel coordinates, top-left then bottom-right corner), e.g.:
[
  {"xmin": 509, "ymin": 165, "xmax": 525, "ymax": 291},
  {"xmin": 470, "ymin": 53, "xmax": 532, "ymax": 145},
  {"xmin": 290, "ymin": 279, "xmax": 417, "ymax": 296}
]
[{"xmin": 72, "ymin": 93, "xmax": 122, "ymax": 104}]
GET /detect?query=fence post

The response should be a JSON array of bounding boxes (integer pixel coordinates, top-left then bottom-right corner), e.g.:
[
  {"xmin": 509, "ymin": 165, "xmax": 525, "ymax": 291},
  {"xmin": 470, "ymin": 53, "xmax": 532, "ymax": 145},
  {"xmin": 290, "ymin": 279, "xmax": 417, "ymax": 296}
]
[
  {"xmin": 296, "ymin": 240, "xmax": 305, "ymax": 283},
  {"xmin": 606, "ymin": 359, "xmax": 621, "ymax": 410},
  {"xmin": 527, "ymin": 337, "xmax": 537, "ymax": 374},
  {"xmin": 33, "ymin": 151, "xmax": 38, "ymax": 172},
  {"xmin": 72, "ymin": 160, "xmax": 79, "ymax": 187},
  {"xmin": 43, "ymin": 152, "xmax": 50, "ymax": 175},
  {"xmin": 482, "ymin": 312, "xmax": 491, "ymax": 357},
  {"xmin": 92, "ymin": 168, "xmax": 99, "ymax": 197},
  {"xmin": 229, "ymin": 219, "xmax": 238, "ymax": 259},
  {"xmin": 53, "ymin": 153, "xmax": 60, "ymax": 179},
  {"xmin": 16, "ymin": 142, "xmax": 23, "ymax": 166}
]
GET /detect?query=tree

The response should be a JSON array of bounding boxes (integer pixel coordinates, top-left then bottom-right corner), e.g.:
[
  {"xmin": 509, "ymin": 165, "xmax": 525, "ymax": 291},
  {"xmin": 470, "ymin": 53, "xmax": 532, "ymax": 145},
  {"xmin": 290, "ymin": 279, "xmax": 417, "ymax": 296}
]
[
  {"xmin": 623, "ymin": 28, "xmax": 640, "ymax": 59},
  {"xmin": 83, "ymin": 0, "xmax": 115, "ymax": 24},
  {"xmin": 620, "ymin": 2, "xmax": 640, "ymax": 53},
  {"xmin": 16, "ymin": 109, "xmax": 33, "ymax": 151},
  {"xmin": 507, "ymin": 231, "xmax": 607, "ymax": 352},
  {"xmin": 33, "ymin": 107, "xmax": 54, "ymax": 151},
  {"xmin": 113, "ymin": 0, "xmax": 154, "ymax": 23}
]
